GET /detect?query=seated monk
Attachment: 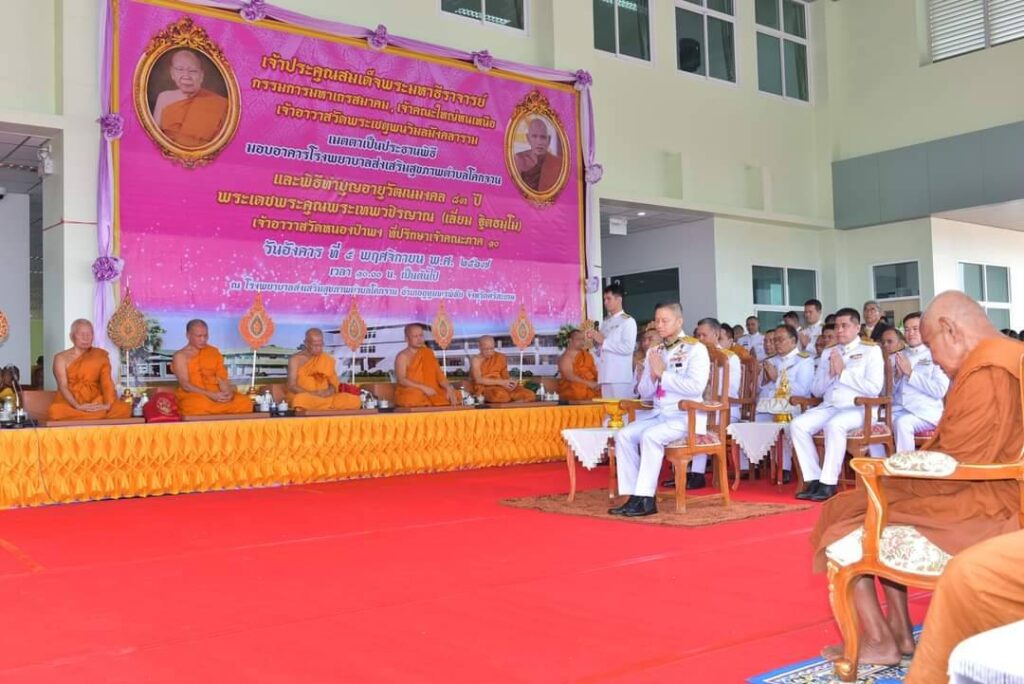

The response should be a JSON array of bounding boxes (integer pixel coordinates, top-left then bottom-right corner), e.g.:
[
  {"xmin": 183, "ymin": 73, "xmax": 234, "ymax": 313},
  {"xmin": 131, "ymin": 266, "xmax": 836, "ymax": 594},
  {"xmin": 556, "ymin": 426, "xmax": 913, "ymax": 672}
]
[
  {"xmin": 394, "ymin": 323, "xmax": 457, "ymax": 408},
  {"xmin": 286, "ymin": 328, "xmax": 360, "ymax": 411},
  {"xmin": 557, "ymin": 329, "xmax": 600, "ymax": 401},
  {"xmin": 812, "ymin": 291, "xmax": 1024, "ymax": 667},
  {"xmin": 48, "ymin": 319, "xmax": 131, "ymax": 421},
  {"xmin": 171, "ymin": 319, "xmax": 253, "ymax": 415},
  {"xmin": 470, "ymin": 335, "xmax": 535, "ymax": 403}
]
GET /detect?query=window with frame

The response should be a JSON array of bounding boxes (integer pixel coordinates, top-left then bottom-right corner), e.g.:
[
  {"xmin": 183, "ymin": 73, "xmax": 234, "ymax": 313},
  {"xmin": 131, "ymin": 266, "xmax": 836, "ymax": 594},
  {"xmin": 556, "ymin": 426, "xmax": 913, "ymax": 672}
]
[
  {"xmin": 441, "ymin": 0, "xmax": 526, "ymax": 30},
  {"xmin": 594, "ymin": 0, "xmax": 652, "ymax": 61},
  {"xmin": 873, "ymin": 261, "xmax": 921, "ymax": 300},
  {"xmin": 961, "ymin": 262, "xmax": 1012, "ymax": 328},
  {"xmin": 928, "ymin": 0, "xmax": 1024, "ymax": 63},
  {"xmin": 755, "ymin": 0, "xmax": 809, "ymax": 101},
  {"xmin": 752, "ymin": 265, "xmax": 817, "ymax": 329},
  {"xmin": 674, "ymin": 0, "xmax": 736, "ymax": 82}
]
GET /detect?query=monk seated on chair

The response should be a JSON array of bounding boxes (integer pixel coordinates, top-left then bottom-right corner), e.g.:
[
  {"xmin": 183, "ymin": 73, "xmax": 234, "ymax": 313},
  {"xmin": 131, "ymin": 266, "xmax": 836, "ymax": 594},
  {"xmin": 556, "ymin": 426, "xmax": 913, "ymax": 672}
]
[
  {"xmin": 470, "ymin": 335, "xmax": 535, "ymax": 403},
  {"xmin": 171, "ymin": 319, "xmax": 253, "ymax": 416},
  {"xmin": 557, "ymin": 329, "xmax": 600, "ymax": 401},
  {"xmin": 286, "ymin": 327, "xmax": 361, "ymax": 412},
  {"xmin": 394, "ymin": 323, "xmax": 458, "ymax": 408},
  {"xmin": 48, "ymin": 319, "xmax": 132, "ymax": 421}
]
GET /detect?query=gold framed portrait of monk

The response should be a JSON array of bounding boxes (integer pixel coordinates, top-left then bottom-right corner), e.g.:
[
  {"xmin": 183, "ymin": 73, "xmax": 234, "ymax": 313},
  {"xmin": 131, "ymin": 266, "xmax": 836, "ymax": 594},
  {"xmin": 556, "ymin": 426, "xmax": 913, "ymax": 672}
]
[
  {"xmin": 132, "ymin": 17, "xmax": 240, "ymax": 168},
  {"xmin": 504, "ymin": 91, "xmax": 570, "ymax": 206}
]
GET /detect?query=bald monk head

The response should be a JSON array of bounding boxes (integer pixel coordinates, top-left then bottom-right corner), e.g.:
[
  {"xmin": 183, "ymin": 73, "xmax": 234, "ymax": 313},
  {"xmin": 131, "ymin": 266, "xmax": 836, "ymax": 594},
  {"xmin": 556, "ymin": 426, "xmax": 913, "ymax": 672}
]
[
  {"xmin": 478, "ymin": 335, "xmax": 497, "ymax": 358},
  {"xmin": 526, "ymin": 117, "xmax": 551, "ymax": 158},
  {"xmin": 169, "ymin": 49, "xmax": 206, "ymax": 98},
  {"xmin": 566, "ymin": 329, "xmax": 587, "ymax": 351},
  {"xmin": 921, "ymin": 291, "xmax": 1001, "ymax": 378},
  {"xmin": 186, "ymin": 319, "xmax": 210, "ymax": 349},
  {"xmin": 69, "ymin": 318, "xmax": 94, "ymax": 350},
  {"xmin": 304, "ymin": 327, "xmax": 325, "ymax": 354},
  {"xmin": 404, "ymin": 323, "xmax": 426, "ymax": 349}
]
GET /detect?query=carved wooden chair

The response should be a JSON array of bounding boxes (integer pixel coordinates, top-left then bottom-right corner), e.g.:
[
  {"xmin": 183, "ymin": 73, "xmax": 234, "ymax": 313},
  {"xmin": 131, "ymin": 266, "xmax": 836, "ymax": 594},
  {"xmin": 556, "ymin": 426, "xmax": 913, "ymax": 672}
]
[
  {"xmin": 824, "ymin": 351, "xmax": 1024, "ymax": 682},
  {"xmin": 727, "ymin": 353, "xmax": 761, "ymax": 489},
  {"xmin": 789, "ymin": 349, "xmax": 895, "ymax": 489}
]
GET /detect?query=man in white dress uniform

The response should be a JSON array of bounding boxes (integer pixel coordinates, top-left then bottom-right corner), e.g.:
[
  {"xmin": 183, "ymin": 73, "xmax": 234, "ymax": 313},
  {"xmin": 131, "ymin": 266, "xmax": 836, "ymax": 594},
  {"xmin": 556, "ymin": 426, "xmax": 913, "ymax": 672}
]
[
  {"xmin": 799, "ymin": 298, "xmax": 824, "ymax": 356},
  {"xmin": 738, "ymin": 316, "xmax": 766, "ymax": 361},
  {"xmin": 588, "ymin": 283, "xmax": 638, "ymax": 399},
  {"xmin": 610, "ymin": 302, "xmax": 710, "ymax": 517},
  {"xmin": 891, "ymin": 311, "xmax": 949, "ymax": 453}
]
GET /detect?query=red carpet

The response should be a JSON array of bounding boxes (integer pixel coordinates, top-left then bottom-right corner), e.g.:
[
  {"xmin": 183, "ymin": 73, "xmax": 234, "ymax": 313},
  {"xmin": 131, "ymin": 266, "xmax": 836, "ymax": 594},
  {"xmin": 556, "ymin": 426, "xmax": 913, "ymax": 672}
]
[{"xmin": 0, "ymin": 463, "xmax": 931, "ymax": 682}]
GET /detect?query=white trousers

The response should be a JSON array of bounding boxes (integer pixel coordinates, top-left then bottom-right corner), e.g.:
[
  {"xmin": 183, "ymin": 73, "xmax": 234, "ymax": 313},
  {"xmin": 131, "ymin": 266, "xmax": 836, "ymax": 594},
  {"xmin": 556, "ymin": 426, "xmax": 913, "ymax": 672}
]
[
  {"xmin": 602, "ymin": 383, "xmax": 636, "ymax": 399},
  {"xmin": 614, "ymin": 414, "xmax": 687, "ymax": 496},
  {"xmin": 789, "ymin": 406, "xmax": 865, "ymax": 486},
  {"xmin": 876, "ymin": 409, "xmax": 935, "ymax": 454}
]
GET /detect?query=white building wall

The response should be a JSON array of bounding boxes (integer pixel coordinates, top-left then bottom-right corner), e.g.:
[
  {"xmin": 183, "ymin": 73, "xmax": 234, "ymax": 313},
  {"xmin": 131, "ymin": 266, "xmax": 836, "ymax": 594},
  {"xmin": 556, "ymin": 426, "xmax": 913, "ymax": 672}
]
[
  {"xmin": 837, "ymin": 218, "xmax": 935, "ymax": 311},
  {"xmin": 0, "ymin": 193, "xmax": 32, "ymax": 378}
]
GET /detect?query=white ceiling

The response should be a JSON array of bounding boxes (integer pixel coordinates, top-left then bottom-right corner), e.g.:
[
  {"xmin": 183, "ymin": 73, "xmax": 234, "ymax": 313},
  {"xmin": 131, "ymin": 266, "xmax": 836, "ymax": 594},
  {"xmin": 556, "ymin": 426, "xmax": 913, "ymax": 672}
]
[
  {"xmin": 0, "ymin": 131, "xmax": 48, "ymax": 196},
  {"xmin": 936, "ymin": 199, "xmax": 1024, "ymax": 232},
  {"xmin": 600, "ymin": 199, "xmax": 710, "ymax": 236}
]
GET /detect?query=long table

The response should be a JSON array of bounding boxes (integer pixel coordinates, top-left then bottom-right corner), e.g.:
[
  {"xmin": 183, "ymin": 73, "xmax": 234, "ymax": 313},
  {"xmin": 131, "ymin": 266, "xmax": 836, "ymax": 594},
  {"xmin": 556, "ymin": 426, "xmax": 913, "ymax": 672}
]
[{"xmin": 0, "ymin": 405, "xmax": 604, "ymax": 509}]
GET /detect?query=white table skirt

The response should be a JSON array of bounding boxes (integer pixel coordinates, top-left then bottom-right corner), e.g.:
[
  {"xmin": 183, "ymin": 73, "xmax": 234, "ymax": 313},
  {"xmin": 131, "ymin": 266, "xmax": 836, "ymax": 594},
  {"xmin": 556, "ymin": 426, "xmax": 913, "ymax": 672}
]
[
  {"xmin": 561, "ymin": 427, "xmax": 617, "ymax": 470},
  {"xmin": 949, "ymin": 618, "xmax": 1024, "ymax": 684},
  {"xmin": 726, "ymin": 422, "xmax": 789, "ymax": 465}
]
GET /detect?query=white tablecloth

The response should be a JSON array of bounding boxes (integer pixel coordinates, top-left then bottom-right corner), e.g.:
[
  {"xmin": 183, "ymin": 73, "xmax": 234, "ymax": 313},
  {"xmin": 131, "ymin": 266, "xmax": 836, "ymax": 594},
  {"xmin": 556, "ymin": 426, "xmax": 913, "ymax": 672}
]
[
  {"xmin": 561, "ymin": 427, "xmax": 617, "ymax": 470},
  {"xmin": 726, "ymin": 422, "xmax": 789, "ymax": 465},
  {"xmin": 949, "ymin": 619, "xmax": 1024, "ymax": 684}
]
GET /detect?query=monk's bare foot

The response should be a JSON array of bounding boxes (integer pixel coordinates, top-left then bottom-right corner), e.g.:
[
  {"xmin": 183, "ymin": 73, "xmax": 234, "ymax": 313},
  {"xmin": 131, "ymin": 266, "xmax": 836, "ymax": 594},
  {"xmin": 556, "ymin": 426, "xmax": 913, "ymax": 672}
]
[
  {"xmin": 886, "ymin": 613, "xmax": 916, "ymax": 656},
  {"xmin": 820, "ymin": 640, "xmax": 901, "ymax": 665}
]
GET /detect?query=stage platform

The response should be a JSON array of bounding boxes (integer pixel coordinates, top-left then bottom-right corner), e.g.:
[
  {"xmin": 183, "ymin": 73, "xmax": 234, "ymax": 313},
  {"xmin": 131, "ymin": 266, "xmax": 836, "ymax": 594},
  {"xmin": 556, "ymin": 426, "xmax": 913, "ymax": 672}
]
[{"xmin": 0, "ymin": 404, "xmax": 603, "ymax": 509}]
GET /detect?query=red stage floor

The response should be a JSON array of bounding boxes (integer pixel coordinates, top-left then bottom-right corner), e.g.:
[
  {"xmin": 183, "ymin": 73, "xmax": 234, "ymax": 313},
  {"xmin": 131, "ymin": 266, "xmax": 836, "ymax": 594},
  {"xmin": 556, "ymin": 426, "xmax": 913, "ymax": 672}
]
[{"xmin": 0, "ymin": 463, "xmax": 930, "ymax": 682}]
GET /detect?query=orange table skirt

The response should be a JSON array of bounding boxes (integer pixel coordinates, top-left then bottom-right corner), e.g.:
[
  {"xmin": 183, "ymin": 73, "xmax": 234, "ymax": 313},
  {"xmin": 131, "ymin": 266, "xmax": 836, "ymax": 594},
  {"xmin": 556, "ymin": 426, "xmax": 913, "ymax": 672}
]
[{"xmin": 0, "ymin": 405, "xmax": 604, "ymax": 509}]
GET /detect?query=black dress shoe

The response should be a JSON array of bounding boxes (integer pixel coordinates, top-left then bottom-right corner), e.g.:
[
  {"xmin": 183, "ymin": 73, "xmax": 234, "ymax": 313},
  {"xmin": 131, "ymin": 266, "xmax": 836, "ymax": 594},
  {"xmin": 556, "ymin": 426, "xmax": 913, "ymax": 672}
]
[
  {"xmin": 686, "ymin": 472, "xmax": 706, "ymax": 490},
  {"xmin": 608, "ymin": 496, "xmax": 638, "ymax": 516},
  {"xmin": 795, "ymin": 480, "xmax": 820, "ymax": 500},
  {"xmin": 783, "ymin": 470, "xmax": 793, "ymax": 485},
  {"xmin": 623, "ymin": 495, "xmax": 657, "ymax": 517},
  {"xmin": 809, "ymin": 484, "xmax": 838, "ymax": 502}
]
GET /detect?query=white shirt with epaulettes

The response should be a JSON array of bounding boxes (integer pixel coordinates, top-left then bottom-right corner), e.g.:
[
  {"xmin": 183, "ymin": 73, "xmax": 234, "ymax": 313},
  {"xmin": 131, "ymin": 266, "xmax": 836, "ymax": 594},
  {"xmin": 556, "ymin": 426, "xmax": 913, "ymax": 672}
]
[
  {"xmin": 596, "ymin": 311, "xmax": 638, "ymax": 384},
  {"xmin": 811, "ymin": 337, "xmax": 884, "ymax": 408},
  {"xmin": 893, "ymin": 344, "xmax": 949, "ymax": 425},
  {"xmin": 760, "ymin": 347, "xmax": 815, "ymax": 398},
  {"xmin": 637, "ymin": 336, "xmax": 710, "ymax": 430}
]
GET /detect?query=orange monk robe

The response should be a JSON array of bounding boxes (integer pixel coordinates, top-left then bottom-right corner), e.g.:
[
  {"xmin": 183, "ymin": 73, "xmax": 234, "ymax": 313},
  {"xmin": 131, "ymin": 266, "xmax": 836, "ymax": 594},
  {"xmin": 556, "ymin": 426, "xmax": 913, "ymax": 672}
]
[
  {"xmin": 558, "ymin": 349, "xmax": 600, "ymax": 401},
  {"xmin": 475, "ymin": 352, "xmax": 535, "ymax": 403},
  {"xmin": 906, "ymin": 529, "xmax": 1024, "ymax": 684},
  {"xmin": 159, "ymin": 89, "xmax": 228, "ymax": 147},
  {"xmin": 514, "ymin": 150, "xmax": 562, "ymax": 193},
  {"xmin": 48, "ymin": 348, "xmax": 132, "ymax": 420},
  {"xmin": 394, "ymin": 347, "xmax": 450, "ymax": 407},
  {"xmin": 174, "ymin": 345, "xmax": 253, "ymax": 415},
  {"xmin": 810, "ymin": 336, "xmax": 1024, "ymax": 572},
  {"xmin": 286, "ymin": 353, "xmax": 360, "ymax": 411}
]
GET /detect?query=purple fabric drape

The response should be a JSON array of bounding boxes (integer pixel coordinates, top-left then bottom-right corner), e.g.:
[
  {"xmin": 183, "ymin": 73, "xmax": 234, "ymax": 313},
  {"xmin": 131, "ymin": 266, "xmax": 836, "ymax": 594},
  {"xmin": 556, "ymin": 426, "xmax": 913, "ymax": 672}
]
[
  {"xmin": 97, "ymin": 0, "xmax": 602, "ymax": 331},
  {"xmin": 95, "ymin": 0, "xmax": 118, "ymax": 356}
]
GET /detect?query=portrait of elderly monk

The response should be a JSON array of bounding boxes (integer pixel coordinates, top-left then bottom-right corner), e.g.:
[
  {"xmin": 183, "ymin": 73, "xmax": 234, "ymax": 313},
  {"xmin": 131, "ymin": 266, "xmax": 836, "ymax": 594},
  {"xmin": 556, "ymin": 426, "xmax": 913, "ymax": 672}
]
[
  {"xmin": 513, "ymin": 116, "xmax": 562, "ymax": 193},
  {"xmin": 48, "ymin": 319, "xmax": 132, "ymax": 421},
  {"xmin": 811, "ymin": 291, "xmax": 1024, "ymax": 667},
  {"xmin": 151, "ymin": 49, "xmax": 229, "ymax": 148}
]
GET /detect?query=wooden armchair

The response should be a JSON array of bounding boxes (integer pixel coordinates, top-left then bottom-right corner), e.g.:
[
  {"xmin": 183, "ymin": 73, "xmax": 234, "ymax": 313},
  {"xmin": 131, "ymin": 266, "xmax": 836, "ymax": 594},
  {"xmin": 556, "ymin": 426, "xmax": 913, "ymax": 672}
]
[
  {"xmin": 788, "ymin": 350, "xmax": 895, "ymax": 489},
  {"xmin": 727, "ymin": 354, "xmax": 761, "ymax": 489},
  {"xmin": 826, "ymin": 353, "xmax": 1024, "ymax": 681}
]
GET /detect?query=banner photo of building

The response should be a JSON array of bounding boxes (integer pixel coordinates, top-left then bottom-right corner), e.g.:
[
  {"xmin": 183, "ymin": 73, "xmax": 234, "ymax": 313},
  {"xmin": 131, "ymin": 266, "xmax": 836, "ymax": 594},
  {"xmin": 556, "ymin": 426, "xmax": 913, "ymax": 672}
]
[{"xmin": 110, "ymin": 0, "xmax": 587, "ymax": 368}]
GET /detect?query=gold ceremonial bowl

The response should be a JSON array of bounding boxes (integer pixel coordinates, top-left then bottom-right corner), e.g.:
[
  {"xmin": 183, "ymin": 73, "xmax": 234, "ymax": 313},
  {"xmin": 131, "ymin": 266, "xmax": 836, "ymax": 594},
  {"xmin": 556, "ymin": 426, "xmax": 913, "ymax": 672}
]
[{"xmin": 592, "ymin": 398, "xmax": 633, "ymax": 429}]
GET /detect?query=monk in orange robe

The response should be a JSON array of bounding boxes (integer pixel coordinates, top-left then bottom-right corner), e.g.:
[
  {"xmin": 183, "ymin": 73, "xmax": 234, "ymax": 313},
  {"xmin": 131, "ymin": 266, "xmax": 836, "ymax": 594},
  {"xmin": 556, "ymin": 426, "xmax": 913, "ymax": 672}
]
[
  {"xmin": 906, "ymin": 529, "xmax": 1024, "ymax": 683},
  {"xmin": 286, "ymin": 328, "xmax": 360, "ymax": 411},
  {"xmin": 152, "ymin": 49, "xmax": 228, "ymax": 148},
  {"xmin": 171, "ymin": 319, "xmax": 253, "ymax": 415},
  {"xmin": 48, "ymin": 319, "xmax": 132, "ymax": 420},
  {"xmin": 811, "ymin": 291, "xmax": 1024, "ymax": 667},
  {"xmin": 470, "ymin": 335, "xmax": 535, "ymax": 403},
  {"xmin": 394, "ymin": 323, "xmax": 457, "ymax": 408},
  {"xmin": 514, "ymin": 117, "xmax": 562, "ymax": 193},
  {"xmin": 557, "ymin": 329, "xmax": 600, "ymax": 400}
]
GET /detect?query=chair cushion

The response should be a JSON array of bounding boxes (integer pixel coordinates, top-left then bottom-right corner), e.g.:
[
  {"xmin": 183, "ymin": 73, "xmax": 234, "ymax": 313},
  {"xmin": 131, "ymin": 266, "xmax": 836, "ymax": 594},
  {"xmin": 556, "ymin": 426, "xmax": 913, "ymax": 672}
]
[
  {"xmin": 666, "ymin": 433, "xmax": 720, "ymax": 449},
  {"xmin": 812, "ymin": 423, "xmax": 890, "ymax": 439},
  {"xmin": 826, "ymin": 525, "xmax": 951, "ymax": 576},
  {"xmin": 914, "ymin": 427, "xmax": 937, "ymax": 439},
  {"xmin": 884, "ymin": 450, "xmax": 958, "ymax": 477}
]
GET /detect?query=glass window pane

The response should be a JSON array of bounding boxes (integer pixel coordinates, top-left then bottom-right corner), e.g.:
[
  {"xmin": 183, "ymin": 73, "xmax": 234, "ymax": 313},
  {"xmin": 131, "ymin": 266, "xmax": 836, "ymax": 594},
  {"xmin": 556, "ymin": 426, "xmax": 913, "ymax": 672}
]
[
  {"xmin": 675, "ymin": 8, "xmax": 705, "ymax": 75},
  {"xmin": 987, "ymin": 307, "xmax": 1011, "ymax": 329},
  {"xmin": 783, "ymin": 39, "xmax": 809, "ymax": 101},
  {"xmin": 708, "ymin": 0, "xmax": 733, "ymax": 14},
  {"xmin": 787, "ymin": 268, "xmax": 816, "ymax": 305},
  {"xmin": 782, "ymin": 0, "xmax": 806, "ymax": 37},
  {"xmin": 962, "ymin": 263, "xmax": 985, "ymax": 301},
  {"xmin": 484, "ymin": 0, "xmax": 525, "ymax": 29},
  {"xmin": 753, "ymin": 266, "xmax": 785, "ymax": 306},
  {"xmin": 707, "ymin": 17, "xmax": 736, "ymax": 82},
  {"xmin": 986, "ymin": 265, "xmax": 1010, "ymax": 303},
  {"xmin": 618, "ymin": 0, "xmax": 652, "ymax": 60},
  {"xmin": 442, "ymin": 0, "xmax": 484, "ymax": 20},
  {"xmin": 873, "ymin": 262, "xmax": 920, "ymax": 299},
  {"xmin": 757, "ymin": 310, "xmax": 785, "ymax": 331},
  {"xmin": 757, "ymin": 33, "xmax": 783, "ymax": 95},
  {"xmin": 755, "ymin": 0, "xmax": 779, "ymax": 28},
  {"xmin": 612, "ymin": 268, "xmax": 680, "ymax": 328},
  {"xmin": 593, "ymin": 0, "xmax": 617, "ymax": 53}
]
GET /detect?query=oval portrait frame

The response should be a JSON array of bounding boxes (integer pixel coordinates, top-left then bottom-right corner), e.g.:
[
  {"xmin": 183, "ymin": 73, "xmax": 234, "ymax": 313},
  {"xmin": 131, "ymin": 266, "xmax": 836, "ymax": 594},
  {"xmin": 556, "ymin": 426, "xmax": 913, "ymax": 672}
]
[
  {"xmin": 504, "ymin": 90, "xmax": 571, "ymax": 207},
  {"xmin": 132, "ymin": 17, "xmax": 241, "ymax": 168}
]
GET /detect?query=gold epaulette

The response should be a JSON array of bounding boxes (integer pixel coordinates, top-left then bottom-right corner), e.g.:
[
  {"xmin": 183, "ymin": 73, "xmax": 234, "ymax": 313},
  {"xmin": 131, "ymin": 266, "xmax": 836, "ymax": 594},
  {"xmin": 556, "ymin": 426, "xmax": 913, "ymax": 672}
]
[
  {"xmin": 682, "ymin": 336, "xmax": 698, "ymax": 344},
  {"xmin": 861, "ymin": 339, "xmax": 878, "ymax": 346},
  {"xmin": 797, "ymin": 351, "xmax": 811, "ymax": 358}
]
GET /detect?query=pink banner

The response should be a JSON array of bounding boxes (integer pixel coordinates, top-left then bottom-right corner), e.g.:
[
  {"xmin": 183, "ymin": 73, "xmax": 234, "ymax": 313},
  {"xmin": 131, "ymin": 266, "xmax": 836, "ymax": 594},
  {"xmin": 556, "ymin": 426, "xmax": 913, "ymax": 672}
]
[{"xmin": 116, "ymin": 0, "xmax": 583, "ymax": 349}]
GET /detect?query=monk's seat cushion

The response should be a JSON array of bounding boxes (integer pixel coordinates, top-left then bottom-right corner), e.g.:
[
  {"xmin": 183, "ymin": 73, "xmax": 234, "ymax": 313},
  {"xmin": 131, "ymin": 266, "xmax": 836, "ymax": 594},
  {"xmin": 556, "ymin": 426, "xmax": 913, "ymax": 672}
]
[
  {"xmin": 826, "ymin": 525, "xmax": 952, "ymax": 576},
  {"xmin": 884, "ymin": 450, "xmax": 958, "ymax": 477},
  {"xmin": 666, "ymin": 433, "xmax": 719, "ymax": 449}
]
